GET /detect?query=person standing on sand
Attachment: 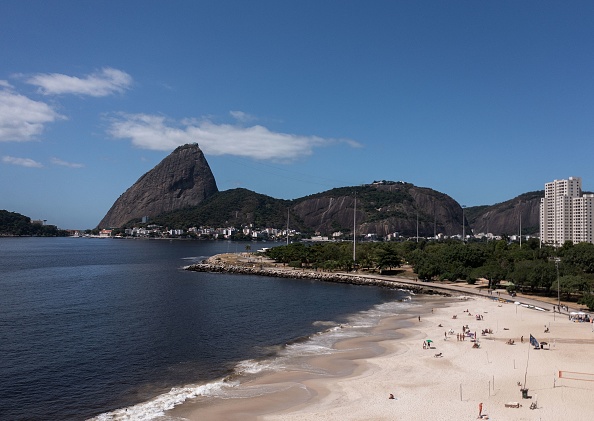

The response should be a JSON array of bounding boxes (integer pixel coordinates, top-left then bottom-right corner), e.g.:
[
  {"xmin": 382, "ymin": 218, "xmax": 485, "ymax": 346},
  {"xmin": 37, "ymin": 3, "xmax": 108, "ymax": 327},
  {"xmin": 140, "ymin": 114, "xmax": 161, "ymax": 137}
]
[
  {"xmin": 418, "ymin": 315, "xmax": 421, "ymax": 322},
  {"xmin": 478, "ymin": 402, "xmax": 483, "ymax": 418}
]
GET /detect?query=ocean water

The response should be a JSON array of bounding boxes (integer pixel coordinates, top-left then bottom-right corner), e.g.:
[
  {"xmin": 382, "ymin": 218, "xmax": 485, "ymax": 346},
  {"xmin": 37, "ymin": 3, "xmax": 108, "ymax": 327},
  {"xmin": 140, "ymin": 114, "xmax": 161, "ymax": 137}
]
[{"xmin": 0, "ymin": 238, "xmax": 410, "ymax": 420}]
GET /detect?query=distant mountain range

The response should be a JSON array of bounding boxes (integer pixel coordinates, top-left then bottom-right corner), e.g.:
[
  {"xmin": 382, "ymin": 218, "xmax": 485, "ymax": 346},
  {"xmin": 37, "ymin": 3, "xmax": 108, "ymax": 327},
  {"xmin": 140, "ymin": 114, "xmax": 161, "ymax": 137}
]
[{"xmin": 97, "ymin": 144, "xmax": 543, "ymax": 237}]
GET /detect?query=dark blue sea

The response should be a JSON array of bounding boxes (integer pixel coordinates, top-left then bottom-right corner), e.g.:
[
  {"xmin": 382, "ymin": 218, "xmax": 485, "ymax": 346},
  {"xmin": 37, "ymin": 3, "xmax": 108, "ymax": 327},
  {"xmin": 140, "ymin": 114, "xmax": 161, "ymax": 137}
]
[{"xmin": 0, "ymin": 238, "xmax": 411, "ymax": 420}]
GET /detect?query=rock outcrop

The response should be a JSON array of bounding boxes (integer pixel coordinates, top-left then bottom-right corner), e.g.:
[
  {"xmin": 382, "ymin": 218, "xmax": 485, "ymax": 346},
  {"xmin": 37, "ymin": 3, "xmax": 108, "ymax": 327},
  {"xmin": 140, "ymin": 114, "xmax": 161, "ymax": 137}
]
[
  {"xmin": 293, "ymin": 182, "xmax": 467, "ymax": 237},
  {"xmin": 466, "ymin": 191, "xmax": 543, "ymax": 236},
  {"xmin": 98, "ymin": 144, "xmax": 218, "ymax": 228}
]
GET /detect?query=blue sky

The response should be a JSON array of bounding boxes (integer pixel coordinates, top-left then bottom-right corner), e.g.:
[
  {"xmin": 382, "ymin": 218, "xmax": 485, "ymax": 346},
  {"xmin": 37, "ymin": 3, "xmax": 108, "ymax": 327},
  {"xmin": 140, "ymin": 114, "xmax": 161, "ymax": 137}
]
[{"xmin": 2, "ymin": 1, "xmax": 594, "ymax": 229}]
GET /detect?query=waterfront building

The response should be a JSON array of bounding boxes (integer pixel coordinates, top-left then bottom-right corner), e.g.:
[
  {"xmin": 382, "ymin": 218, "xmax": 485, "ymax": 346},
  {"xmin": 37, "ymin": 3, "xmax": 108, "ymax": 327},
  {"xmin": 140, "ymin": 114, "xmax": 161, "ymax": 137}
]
[{"xmin": 540, "ymin": 177, "xmax": 594, "ymax": 245}]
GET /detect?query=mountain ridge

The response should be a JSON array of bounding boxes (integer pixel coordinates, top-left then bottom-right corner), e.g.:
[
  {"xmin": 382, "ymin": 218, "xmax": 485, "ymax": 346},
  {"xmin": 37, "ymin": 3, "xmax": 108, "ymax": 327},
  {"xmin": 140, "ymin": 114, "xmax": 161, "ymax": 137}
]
[{"xmin": 97, "ymin": 144, "xmax": 543, "ymax": 236}]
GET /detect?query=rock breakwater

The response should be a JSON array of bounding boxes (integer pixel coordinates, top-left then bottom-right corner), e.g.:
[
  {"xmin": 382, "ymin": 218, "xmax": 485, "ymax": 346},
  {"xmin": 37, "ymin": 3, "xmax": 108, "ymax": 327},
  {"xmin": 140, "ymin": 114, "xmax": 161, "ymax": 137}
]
[{"xmin": 184, "ymin": 262, "xmax": 447, "ymax": 296}]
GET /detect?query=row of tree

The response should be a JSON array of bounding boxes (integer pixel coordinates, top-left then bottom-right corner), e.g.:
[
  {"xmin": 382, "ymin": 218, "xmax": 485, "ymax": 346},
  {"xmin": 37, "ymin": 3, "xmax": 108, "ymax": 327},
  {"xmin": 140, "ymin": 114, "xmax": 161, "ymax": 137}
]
[{"xmin": 264, "ymin": 239, "xmax": 594, "ymax": 310}]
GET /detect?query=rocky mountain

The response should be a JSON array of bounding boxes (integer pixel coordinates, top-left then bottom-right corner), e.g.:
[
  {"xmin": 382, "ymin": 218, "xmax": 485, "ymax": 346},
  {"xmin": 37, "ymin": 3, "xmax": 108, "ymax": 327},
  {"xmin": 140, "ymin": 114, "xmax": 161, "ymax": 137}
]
[
  {"xmin": 98, "ymin": 144, "xmax": 218, "ymax": 228},
  {"xmin": 146, "ymin": 188, "xmax": 300, "ymax": 231},
  {"xmin": 97, "ymin": 143, "xmax": 545, "ymax": 237},
  {"xmin": 143, "ymin": 181, "xmax": 468, "ymax": 238},
  {"xmin": 465, "ymin": 191, "xmax": 543, "ymax": 236},
  {"xmin": 293, "ymin": 182, "xmax": 466, "ymax": 237}
]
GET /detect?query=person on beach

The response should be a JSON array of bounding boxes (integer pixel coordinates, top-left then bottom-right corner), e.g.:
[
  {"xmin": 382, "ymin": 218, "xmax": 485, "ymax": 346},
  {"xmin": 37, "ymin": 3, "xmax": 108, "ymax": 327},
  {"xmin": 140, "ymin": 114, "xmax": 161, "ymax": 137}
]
[
  {"xmin": 418, "ymin": 315, "xmax": 421, "ymax": 322},
  {"xmin": 389, "ymin": 393, "xmax": 395, "ymax": 399},
  {"xmin": 478, "ymin": 402, "xmax": 483, "ymax": 418}
]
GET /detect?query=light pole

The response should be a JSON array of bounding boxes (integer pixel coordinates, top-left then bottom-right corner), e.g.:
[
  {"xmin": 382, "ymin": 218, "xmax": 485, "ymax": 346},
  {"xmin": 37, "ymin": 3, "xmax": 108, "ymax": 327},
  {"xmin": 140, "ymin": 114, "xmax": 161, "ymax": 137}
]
[
  {"xmin": 353, "ymin": 192, "xmax": 357, "ymax": 265},
  {"xmin": 519, "ymin": 201, "xmax": 522, "ymax": 248},
  {"xmin": 462, "ymin": 205, "xmax": 466, "ymax": 242},
  {"xmin": 555, "ymin": 257, "xmax": 561, "ymax": 308},
  {"xmin": 416, "ymin": 209, "xmax": 419, "ymax": 243}
]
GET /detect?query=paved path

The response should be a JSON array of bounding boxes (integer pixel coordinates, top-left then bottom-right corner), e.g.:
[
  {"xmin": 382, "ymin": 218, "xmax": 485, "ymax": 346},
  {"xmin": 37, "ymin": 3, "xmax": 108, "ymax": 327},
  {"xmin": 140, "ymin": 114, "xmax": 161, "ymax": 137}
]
[{"xmin": 336, "ymin": 271, "xmax": 583, "ymax": 315}]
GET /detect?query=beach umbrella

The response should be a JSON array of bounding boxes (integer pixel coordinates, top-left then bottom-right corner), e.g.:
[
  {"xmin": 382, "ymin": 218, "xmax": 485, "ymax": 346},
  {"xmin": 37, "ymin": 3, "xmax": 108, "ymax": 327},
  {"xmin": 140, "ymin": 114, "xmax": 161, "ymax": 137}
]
[{"xmin": 426, "ymin": 339, "xmax": 433, "ymax": 343}]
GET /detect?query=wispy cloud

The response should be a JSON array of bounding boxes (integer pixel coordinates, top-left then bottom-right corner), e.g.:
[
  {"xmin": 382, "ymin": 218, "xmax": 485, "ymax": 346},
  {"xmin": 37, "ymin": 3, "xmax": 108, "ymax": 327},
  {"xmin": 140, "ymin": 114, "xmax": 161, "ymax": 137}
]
[
  {"xmin": 0, "ymin": 87, "xmax": 65, "ymax": 142},
  {"xmin": 108, "ymin": 113, "xmax": 360, "ymax": 161},
  {"xmin": 230, "ymin": 110, "xmax": 256, "ymax": 123},
  {"xmin": 2, "ymin": 156, "xmax": 43, "ymax": 168},
  {"xmin": 50, "ymin": 157, "xmax": 84, "ymax": 168},
  {"xmin": 26, "ymin": 67, "xmax": 132, "ymax": 97}
]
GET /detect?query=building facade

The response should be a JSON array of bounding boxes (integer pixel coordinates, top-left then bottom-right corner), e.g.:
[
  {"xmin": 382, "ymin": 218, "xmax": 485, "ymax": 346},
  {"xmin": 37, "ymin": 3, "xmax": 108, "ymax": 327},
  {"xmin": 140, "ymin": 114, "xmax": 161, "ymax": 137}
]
[{"xmin": 540, "ymin": 177, "xmax": 594, "ymax": 245}]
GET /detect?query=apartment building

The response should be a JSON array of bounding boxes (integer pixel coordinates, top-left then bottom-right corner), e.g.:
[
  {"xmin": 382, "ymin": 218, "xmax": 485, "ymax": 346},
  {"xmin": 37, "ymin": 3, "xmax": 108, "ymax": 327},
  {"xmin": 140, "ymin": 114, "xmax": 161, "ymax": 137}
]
[{"xmin": 540, "ymin": 177, "xmax": 594, "ymax": 245}]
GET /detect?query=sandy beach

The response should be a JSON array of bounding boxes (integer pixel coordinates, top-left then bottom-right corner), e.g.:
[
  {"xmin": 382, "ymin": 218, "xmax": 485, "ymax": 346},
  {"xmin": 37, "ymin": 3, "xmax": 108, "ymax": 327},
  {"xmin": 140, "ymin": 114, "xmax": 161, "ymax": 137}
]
[{"xmin": 169, "ymin": 288, "xmax": 594, "ymax": 421}]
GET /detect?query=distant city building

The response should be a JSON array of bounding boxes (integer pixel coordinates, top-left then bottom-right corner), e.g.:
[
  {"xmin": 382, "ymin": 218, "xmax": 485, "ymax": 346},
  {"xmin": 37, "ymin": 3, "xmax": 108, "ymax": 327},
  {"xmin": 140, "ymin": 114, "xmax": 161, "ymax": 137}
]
[{"xmin": 540, "ymin": 177, "xmax": 594, "ymax": 245}]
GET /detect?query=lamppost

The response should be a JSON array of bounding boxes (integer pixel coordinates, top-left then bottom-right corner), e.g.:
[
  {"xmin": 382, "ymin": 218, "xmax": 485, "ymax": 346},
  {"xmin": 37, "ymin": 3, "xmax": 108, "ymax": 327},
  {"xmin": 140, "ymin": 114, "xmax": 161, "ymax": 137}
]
[
  {"xmin": 554, "ymin": 257, "xmax": 561, "ymax": 308},
  {"xmin": 462, "ymin": 205, "xmax": 466, "ymax": 242},
  {"xmin": 353, "ymin": 192, "xmax": 357, "ymax": 265},
  {"xmin": 518, "ymin": 201, "xmax": 522, "ymax": 248}
]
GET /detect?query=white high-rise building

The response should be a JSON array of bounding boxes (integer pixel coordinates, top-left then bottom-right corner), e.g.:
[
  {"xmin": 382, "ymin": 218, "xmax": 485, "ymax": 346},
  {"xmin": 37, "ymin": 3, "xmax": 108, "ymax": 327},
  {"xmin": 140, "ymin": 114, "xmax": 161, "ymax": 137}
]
[{"xmin": 540, "ymin": 177, "xmax": 594, "ymax": 245}]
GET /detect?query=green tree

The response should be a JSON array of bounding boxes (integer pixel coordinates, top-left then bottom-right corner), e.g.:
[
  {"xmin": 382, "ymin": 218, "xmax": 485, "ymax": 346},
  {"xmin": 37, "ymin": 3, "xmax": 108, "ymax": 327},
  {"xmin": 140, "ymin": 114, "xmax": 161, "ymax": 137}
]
[{"xmin": 375, "ymin": 243, "xmax": 402, "ymax": 274}]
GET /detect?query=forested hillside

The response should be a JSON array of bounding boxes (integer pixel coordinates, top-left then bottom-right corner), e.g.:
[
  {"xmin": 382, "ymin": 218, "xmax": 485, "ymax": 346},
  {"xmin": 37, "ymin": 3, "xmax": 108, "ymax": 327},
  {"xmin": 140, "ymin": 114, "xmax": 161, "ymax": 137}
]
[{"xmin": 0, "ymin": 210, "xmax": 67, "ymax": 236}]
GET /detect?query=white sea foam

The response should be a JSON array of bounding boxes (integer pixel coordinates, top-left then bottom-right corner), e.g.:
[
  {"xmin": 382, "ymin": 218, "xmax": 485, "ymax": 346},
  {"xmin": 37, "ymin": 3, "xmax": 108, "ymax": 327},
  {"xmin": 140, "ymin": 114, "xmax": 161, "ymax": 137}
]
[
  {"xmin": 88, "ymin": 379, "xmax": 238, "ymax": 421},
  {"xmin": 91, "ymin": 294, "xmax": 415, "ymax": 420},
  {"xmin": 180, "ymin": 255, "xmax": 207, "ymax": 261},
  {"xmin": 235, "ymin": 358, "xmax": 283, "ymax": 374}
]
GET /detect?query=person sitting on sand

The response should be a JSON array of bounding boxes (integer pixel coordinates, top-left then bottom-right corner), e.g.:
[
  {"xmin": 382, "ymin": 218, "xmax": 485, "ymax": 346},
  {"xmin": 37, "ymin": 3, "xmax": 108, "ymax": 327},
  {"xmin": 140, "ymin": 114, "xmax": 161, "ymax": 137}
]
[{"xmin": 389, "ymin": 393, "xmax": 395, "ymax": 399}]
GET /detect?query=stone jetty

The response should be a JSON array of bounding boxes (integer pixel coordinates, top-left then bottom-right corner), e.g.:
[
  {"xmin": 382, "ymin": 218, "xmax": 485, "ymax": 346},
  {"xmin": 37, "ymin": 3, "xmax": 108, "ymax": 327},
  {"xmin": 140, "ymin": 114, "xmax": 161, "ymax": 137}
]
[{"xmin": 184, "ymin": 260, "xmax": 447, "ymax": 296}]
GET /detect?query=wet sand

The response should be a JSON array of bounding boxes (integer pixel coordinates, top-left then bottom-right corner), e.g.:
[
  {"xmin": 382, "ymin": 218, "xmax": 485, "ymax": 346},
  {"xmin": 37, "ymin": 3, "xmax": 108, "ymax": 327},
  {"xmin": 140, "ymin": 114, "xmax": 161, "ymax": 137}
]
[{"xmin": 169, "ymin": 294, "xmax": 594, "ymax": 421}]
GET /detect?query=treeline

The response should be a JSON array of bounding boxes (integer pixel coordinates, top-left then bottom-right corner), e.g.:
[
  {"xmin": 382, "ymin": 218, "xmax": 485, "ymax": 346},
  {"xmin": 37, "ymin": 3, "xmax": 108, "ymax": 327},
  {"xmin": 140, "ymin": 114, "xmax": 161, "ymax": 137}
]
[
  {"xmin": 264, "ymin": 239, "xmax": 594, "ymax": 310},
  {"xmin": 0, "ymin": 210, "xmax": 67, "ymax": 237}
]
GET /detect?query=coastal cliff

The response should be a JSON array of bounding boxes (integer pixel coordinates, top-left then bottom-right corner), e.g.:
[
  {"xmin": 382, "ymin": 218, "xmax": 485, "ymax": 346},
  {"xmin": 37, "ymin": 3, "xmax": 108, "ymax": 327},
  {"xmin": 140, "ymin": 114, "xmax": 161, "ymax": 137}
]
[{"xmin": 98, "ymin": 144, "xmax": 218, "ymax": 228}]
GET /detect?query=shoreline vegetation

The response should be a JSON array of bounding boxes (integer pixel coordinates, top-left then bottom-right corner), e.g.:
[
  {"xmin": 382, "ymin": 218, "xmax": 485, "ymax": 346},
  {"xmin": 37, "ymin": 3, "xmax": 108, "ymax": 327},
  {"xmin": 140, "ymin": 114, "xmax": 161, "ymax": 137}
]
[
  {"xmin": 185, "ymin": 252, "xmax": 590, "ymax": 312},
  {"xmin": 173, "ymin": 252, "xmax": 594, "ymax": 421}
]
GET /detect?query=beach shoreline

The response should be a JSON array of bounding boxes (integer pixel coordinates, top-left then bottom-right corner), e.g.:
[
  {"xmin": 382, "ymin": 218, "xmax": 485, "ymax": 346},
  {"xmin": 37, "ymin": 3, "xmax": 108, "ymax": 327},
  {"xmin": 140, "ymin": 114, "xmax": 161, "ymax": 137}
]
[
  {"xmin": 167, "ymin": 252, "xmax": 594, "ymax": 421},
  {"xmin": 168, "ymin": 295, "xmax": 445, "ymax": 421}
]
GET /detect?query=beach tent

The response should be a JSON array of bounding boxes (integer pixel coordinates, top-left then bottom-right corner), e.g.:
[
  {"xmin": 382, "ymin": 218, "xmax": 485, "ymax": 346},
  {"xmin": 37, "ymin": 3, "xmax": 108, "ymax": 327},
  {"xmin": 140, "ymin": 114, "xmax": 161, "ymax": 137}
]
[{"xmin": 570, "ymin": 312, "xmax": 588, "ymax": 322}]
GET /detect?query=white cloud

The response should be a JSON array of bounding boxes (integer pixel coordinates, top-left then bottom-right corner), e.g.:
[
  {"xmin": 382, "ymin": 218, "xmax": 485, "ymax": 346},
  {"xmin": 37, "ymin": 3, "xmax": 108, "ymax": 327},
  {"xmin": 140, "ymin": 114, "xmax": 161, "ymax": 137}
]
[
  {"xmin": 50, "ymin": 157, "xmax": 84, "ymax": 168},
  {"xmin": 230, "ymin": 110, "xmax": 256, "ymax": 123},
  {"xmin": 26, "ymin": 67, "xmax": 132, "ymax": 97},
  {"xmin": 0, "ymin": 80, "xmax": 13, "ymax": 88},
  {"xmin": 108, "ymin": 113, "xmax": 361, "ymax": 160},
  {"xmin": 0, "ymin": 88, "xmax": 65, "ymax": 142},
  {"xmin": 2, "ymin": 156, "xmax": 43, "ymax": 168}
]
